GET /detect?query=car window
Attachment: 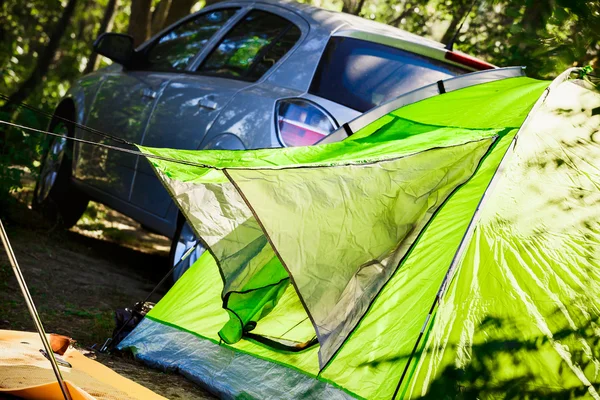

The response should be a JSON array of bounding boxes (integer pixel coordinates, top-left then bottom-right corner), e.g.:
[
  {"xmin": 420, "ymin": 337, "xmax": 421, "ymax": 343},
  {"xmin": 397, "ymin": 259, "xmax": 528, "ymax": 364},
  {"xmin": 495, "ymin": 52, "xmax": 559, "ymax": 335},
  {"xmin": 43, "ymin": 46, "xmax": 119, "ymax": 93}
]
[
  {"xmin": 197, "ymin": 10, "xmax": 301, "ymax": 82},
  {"xmin": 144, "ymin": 8, "xmax": 238, "ymax": 72},
  {"xmin": 309, "ymin": 37, "xmax": 469, "ymax": 112}
]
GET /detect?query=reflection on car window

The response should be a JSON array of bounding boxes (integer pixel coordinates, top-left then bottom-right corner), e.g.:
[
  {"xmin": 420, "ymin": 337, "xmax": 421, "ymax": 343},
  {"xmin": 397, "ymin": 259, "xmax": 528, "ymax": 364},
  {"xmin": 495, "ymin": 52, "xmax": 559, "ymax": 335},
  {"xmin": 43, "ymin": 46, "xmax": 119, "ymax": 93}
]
[
  {"xmin": 145, "ymin": 9, "xmax": 238, "ymax": 71},
  {"xmin": 309, "ymin": 37, "xmax": 469, "ymax": 112},
  {"xmin": 198, "ymin": 10, "xmax": 300, "ymax": 82}
]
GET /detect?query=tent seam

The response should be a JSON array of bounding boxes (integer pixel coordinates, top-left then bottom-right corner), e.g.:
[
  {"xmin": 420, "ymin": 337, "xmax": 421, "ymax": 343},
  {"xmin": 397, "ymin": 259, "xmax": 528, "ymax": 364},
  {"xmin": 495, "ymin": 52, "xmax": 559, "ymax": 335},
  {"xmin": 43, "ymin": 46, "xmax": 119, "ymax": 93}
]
[
  {"xmin": 318, "ymin": 134, "xmax": 503, "ymax": 374},
  {"xmin": 391, "ymin": 70, "xmax": 573, "ymax": 398},
  {"xmin": 141, "ymin": 130, "xmax": 500, "ymax": 175},
  {"xmin": 221, "ymin": 168, "xmax": 323, "ymax": 362}
]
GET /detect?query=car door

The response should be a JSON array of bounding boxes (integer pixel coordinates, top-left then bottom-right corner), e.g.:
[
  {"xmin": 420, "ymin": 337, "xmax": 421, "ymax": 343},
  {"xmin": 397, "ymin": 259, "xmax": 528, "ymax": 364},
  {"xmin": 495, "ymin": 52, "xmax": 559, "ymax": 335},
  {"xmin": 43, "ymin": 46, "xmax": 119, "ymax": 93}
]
[
  {"xmin": 74, "ymin": 69, "xmax": 168, "ymax": 201},
  {"xmin": 74, "ymin": 7, "xmax": 241, "ymax": 202},
  {"xmin": 131, "ymin": 7, "xmax": 304, "ymax": 217}
]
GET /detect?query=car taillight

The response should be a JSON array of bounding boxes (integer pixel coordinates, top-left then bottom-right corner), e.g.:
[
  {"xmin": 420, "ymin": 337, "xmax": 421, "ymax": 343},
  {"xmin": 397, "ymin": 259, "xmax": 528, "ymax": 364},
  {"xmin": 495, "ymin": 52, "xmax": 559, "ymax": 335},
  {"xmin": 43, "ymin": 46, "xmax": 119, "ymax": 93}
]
[
  {"xmin": 275, "ymin": 99, "xmax": 337, "ymax": 147},
  {"xmin": 445, "ymin": 50, "xmax": 495, "ymax": 70}
]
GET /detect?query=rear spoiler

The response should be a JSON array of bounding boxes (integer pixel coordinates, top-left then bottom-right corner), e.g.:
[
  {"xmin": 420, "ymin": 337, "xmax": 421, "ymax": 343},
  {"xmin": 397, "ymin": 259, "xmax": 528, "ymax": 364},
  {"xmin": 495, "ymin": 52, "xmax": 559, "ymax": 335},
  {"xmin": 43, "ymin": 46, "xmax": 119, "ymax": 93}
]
[
  {"xmin": 445, "ymin": 50, "xmax": 495, "ymax": 70},
  {"xmin": 333, "ymin": 29, "xmax": 496, "ymax": 71}
]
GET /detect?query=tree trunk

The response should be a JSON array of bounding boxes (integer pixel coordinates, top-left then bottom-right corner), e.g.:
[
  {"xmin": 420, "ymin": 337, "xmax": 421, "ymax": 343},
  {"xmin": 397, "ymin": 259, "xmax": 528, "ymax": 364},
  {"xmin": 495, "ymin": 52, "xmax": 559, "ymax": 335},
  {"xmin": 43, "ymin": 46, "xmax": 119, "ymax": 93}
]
[
  {"xmin": 341, "ymin": 0, "xmax": 354, "ymax": 14},
  {"xmin": 151, "ymin": 0, "xmax": 172, "ymax": 35},
  {"xmin": 353, "ymin": 0, "xmax": 366, "ymax": 16},
  {"xmin": 0, "ymin": 0, "xmax": 78, "ymax": 115},
  {"xmin": 128, "ymin": 0, "xmax": 152, "ymax": 47},
  {"xmin": 521, "ymin": 0, "xmax": 548, "ymax": 34},
  {"xmin": 84, "ymin": 0, "xmax": 119, "ymax": 74},
  {"xmin": 441, "ymin": 1, "xmax": 471, "ymax": 47},
  {"xmin": 341, "ymin": 0, "xmax": 365, "ymax": 16},
  {"xmin": 163, "ymin": 0, "xmax": 197, "ymax": 28}
]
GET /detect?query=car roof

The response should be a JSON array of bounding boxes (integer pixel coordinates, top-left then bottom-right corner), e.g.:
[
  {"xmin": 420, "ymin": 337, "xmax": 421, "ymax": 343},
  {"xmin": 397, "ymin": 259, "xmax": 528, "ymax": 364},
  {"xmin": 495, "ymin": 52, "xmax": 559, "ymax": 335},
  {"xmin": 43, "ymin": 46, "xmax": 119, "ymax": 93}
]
[{"xmin": 228, "ymin": 0, "xmax": 447, "ymax": 50}]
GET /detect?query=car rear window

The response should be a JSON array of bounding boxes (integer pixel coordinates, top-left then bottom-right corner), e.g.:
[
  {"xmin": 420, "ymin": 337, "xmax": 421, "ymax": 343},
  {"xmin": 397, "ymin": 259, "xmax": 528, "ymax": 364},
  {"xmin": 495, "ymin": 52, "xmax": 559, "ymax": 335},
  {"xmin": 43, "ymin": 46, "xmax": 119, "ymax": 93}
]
[{"xmin": 309, "ymin": 37, "xmax": 468, "ymax": 112}]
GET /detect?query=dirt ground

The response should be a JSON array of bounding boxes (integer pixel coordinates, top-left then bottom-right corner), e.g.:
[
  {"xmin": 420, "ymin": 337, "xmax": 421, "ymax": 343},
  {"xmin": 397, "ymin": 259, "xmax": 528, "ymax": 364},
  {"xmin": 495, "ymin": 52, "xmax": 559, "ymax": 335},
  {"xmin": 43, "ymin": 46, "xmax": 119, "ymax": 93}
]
[{"xmin": 0, "ymin": 191, "xmax": 215, "ymax": 399}]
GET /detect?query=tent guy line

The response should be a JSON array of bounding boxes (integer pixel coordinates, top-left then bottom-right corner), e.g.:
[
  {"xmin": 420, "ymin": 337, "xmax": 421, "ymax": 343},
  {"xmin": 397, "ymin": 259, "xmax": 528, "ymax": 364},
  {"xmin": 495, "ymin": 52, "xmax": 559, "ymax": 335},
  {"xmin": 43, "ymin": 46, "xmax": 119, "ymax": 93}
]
[
  {"xmin": 0, "ymin": 93, "xmax": 132, "ymax": 146},
  {"xmin": 0, "ymin": 118, "xmax": 497, "ymax": 172},
  {"xmin": 0, "ymin": 119, "xmax": 215, "ymax": 169}
]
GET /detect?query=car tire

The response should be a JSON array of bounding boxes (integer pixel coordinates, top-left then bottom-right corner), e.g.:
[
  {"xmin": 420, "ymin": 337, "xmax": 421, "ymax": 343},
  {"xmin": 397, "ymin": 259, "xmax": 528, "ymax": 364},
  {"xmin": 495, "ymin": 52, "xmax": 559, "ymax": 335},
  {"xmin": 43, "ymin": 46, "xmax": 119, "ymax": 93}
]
[
  {"xmin": 168, "ymin": 216, "xmax": 205, "ymax": 284},
  {"xmin": 32, "ymin": 120, "xmax": 89, "ymax": 228}
]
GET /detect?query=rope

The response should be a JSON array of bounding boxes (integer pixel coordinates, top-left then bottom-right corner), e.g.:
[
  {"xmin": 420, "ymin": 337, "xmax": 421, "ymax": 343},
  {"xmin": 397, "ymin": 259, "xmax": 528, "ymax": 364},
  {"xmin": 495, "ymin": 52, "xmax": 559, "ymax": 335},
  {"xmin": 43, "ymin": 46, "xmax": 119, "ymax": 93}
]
[
  {"xmin": 0, "ymin": 93, "xmax": 132, "ymax": 146},
  {"xmin": 0, "ymin": 119, "xmax": 214, "ymax": 169}
]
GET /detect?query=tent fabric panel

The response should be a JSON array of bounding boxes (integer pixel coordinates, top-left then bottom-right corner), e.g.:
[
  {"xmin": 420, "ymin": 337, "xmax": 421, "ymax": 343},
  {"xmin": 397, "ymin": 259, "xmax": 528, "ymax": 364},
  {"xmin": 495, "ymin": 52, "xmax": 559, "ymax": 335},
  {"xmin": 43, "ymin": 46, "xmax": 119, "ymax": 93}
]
[
  {"xmin": 140, "ymin": 251, "xmax": 321, "ymax": 374},
  {"xmin": 154, "ymin": 177, "xmax": 286, "ymax": 294},
  {"xmin": 144, "ymin": 251, "xmax": 230, "ymax": 342},
  {"xmin": 403, "ymin": 80, "xmax": 600, "ymax": 398},
  {"xmin": 389, "ymin": 78, "xmax": 549, "ymax": 130},
  {"xmin": 150, "ymin": 168, "xmax": 290, "ymax": 344},
  {"xmin": 332, "ymin": 67, "xmax": 525, "ymax": 142},
  {"xmin": 120, "ymin": 318, "xmax": 354, "ymax": 400},
  {"xmin": 319, "ymin": 130, "xmax": 517, "ymax": 399},
  {"xmin": 345, "ymin": 76, "xmax": 547, "ymax": 144},
  {"xmin": 138, "ymin": 117, "xmax": 498, "ymax": 175},
  {"xmin": 228, "ymin": 136, "xmax": 496, "ymax": 367},
  {"xmin": 250, "ymin": 283, "xmax": 317, "ymax": 343}
]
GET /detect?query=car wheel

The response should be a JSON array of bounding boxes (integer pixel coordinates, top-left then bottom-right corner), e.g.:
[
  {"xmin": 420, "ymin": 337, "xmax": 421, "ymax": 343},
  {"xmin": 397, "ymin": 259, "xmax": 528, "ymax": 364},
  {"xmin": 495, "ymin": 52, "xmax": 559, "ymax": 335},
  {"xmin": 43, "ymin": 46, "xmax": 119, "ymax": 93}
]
[
  {"xmin": 169, "ymin": 217, "xmax": 205, "ymax": 283},
  {"xmin": 32, "ymin": 120, "xmax": 89, "ymax": 228}
]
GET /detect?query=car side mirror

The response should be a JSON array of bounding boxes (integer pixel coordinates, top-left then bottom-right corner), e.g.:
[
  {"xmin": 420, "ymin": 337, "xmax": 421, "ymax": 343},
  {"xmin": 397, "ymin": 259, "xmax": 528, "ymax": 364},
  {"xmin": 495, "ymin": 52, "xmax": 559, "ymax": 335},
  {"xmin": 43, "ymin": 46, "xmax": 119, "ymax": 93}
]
[{"xmin": 93, "ymin": 33, "xmax": 135, "ymax": 67}]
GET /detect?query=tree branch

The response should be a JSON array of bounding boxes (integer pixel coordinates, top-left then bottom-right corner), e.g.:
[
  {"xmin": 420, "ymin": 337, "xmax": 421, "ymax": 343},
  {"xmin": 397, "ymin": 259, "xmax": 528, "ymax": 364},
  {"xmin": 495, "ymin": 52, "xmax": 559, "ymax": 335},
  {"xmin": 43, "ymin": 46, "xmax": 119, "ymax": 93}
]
[
  {"xmin": 163, "ymin": 0, "xmax": 197, "ymax": 29},
  {"xmin": 128, "ymin": 0, "xmax": 152, "ymax": 47},
  {"xmin": 84, "ymin": 0, "xmax": 119, "ymax": 74},
  {"xmin": 151, "ymin": 0, "xmax": 172, "ymax": 36},
  {"xmin": 0, "ymin": 0, "xmax": 78, "ymax": 114}
]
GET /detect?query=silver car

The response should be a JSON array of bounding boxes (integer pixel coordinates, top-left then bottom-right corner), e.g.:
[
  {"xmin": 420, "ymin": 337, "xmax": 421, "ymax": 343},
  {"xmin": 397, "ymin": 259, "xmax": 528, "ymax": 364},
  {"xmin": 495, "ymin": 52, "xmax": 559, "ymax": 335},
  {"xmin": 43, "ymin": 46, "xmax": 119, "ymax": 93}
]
[{"xmin": 33, "ymin": 0, "xmax": 494, "ymax": 280}]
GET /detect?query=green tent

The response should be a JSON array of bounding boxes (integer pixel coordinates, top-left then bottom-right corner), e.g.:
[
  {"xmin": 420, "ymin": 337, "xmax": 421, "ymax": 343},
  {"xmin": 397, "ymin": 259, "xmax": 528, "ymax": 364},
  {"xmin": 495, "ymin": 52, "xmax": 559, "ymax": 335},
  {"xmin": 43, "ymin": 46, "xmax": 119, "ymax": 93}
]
[{"xmin": 119, "ymin": 67, "xmax": 600, "ymax": 399}]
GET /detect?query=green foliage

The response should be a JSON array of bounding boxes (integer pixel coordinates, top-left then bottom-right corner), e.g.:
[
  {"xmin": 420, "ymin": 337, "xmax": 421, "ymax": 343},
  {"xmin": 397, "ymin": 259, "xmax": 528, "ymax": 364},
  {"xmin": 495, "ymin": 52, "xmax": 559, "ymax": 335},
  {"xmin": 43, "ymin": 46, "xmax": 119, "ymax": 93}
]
[
  {"xmin": 1, "ymin": 0, "xmax": 595, "ymax": 112},
  {"xmin": 0, "ymin": 109, "xmax": 46, "ymax": 210},
  {"xmin": 455, "ymin": 0, "xmax": 600, "ymax": 79},
  {"xmin": 0, "ymin": 0, "xmax": 131, "ymax": 110},
  {"xmin": 0, "ymin": 0, "xmax": 131, "ymax": 204}
]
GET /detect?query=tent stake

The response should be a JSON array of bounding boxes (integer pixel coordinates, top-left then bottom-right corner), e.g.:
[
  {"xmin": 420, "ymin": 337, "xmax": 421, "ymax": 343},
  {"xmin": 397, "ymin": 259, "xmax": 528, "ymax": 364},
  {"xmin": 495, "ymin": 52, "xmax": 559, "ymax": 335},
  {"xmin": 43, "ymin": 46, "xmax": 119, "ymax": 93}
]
[
  {"xmin": 0, "ymin": 219, "xmax": 72, "ymax": 400},
  {"xmin": 101, "ymin": 240, "xmax": 203, "ymax": 352}
]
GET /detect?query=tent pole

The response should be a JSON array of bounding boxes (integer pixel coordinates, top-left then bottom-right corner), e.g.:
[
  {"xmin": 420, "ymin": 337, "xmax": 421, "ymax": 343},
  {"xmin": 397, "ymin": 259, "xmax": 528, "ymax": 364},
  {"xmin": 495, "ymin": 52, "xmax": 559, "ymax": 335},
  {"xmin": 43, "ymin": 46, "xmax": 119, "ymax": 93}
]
[{"xmin": 0, "ymin": 219, "xmax": 72, "ymax": 400}]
